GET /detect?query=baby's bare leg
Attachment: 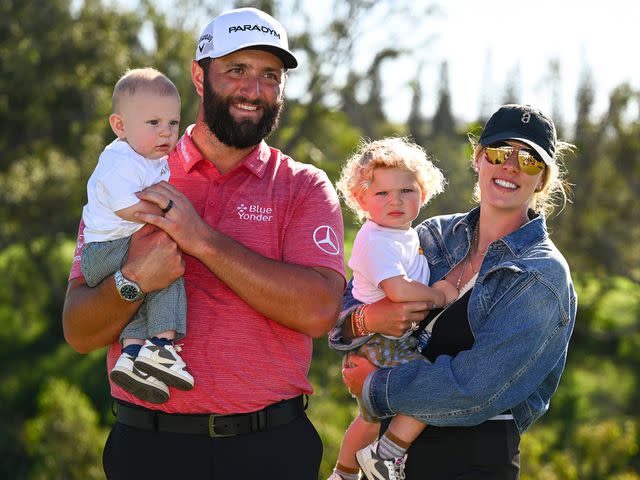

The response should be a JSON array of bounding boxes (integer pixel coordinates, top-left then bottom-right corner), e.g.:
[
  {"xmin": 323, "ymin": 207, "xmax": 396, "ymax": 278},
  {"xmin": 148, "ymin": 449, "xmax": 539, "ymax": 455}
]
[
  {"xmin": 374, "ymin": 414, "xmax": 426, "ymax": 461},
  {"xmin": 338, "ymin": 414, "xmax": 380, "ymax": 469},
  {"xmin": 386, "ymin": 413, "xmax": 426, "ymax": 444}
]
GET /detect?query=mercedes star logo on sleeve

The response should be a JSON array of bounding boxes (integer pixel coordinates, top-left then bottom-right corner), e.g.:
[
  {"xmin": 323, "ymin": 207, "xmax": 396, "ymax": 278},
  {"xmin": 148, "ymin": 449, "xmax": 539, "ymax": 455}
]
[{"xmin": 313, "ymin": 226, "xmax": 340, "ymax": 255}]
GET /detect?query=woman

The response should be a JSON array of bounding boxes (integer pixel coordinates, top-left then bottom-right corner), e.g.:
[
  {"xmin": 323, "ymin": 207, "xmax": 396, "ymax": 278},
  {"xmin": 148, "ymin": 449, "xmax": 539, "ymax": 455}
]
[{"xmin": 331, "ymin": 104, "xmax": 577, "ymax": 479}]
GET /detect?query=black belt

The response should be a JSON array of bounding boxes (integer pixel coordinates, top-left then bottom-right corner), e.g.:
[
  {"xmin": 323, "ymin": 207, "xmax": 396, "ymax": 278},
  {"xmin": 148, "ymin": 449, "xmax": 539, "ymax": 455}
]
[{"xmin": 114, "ymin": 395, "xmax": 307, "ymax": 437}]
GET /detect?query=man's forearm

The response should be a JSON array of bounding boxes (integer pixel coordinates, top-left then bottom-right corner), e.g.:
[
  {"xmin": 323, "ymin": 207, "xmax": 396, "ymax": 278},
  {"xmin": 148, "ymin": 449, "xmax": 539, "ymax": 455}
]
[
  {"xmin": 196, "ymin": 229, "xmax": 344, "ymax": 338},
  {"xmin": 132, "ymin": 187, "xmax": 344, "ymax": 337},
  {"xmin": 62, "ymin": 277, "xmax": 140, "ymax": 353},
  {"xmin": 63, "ymin": 219, "xmax": 185, "ymax": 353}
]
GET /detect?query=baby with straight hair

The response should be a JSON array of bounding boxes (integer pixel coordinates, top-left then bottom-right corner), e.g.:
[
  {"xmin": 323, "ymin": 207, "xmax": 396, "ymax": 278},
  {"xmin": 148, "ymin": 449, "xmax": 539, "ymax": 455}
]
[{"xmin": 81, "ymin": 67, "xmax": 193, "ymax": 404}]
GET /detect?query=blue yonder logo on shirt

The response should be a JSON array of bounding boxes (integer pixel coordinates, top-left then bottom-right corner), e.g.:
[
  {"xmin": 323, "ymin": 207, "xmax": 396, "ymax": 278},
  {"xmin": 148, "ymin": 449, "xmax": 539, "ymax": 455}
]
[{"xmin": 236, "ymin": 203, "xmax": 274, "ymax": 222}]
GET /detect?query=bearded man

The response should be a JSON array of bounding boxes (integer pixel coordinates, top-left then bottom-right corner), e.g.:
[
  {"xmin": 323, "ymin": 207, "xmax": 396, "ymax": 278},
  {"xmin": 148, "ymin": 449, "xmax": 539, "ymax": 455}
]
[{"xmin": 63, "ymin": 8, "xmax": 345, "ymax": 479}]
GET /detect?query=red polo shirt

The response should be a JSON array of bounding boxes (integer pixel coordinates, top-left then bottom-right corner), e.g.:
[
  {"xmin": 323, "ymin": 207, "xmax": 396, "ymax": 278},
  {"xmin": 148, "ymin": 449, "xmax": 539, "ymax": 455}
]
[{"xmin": 69, "ymin": 126, "xmax": 346, "ymax": 414}]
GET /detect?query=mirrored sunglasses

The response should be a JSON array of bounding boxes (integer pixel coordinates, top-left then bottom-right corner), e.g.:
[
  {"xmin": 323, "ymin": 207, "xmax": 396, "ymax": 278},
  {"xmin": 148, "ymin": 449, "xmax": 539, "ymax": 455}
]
[{"xmin": 484, "ymin": 146, "xmax": 546, "ymax": 175}]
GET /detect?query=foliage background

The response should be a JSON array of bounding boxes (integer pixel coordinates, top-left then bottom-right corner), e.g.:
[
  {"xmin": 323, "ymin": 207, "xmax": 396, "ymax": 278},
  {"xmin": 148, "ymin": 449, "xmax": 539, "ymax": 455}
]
[{"xmin": 2, "ymin": 1, "xmax": 639, "ymax": 478}]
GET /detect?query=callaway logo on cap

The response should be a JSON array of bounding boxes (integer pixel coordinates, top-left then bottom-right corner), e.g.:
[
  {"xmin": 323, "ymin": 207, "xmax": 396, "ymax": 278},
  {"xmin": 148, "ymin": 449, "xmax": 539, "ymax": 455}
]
[
  {"xmin": 479, "ymin": 104, "xmax": 557, "ymax": 165},
  {"xmin": 195, "ymin": 7, "xmax": 298, "ymax": 69}
]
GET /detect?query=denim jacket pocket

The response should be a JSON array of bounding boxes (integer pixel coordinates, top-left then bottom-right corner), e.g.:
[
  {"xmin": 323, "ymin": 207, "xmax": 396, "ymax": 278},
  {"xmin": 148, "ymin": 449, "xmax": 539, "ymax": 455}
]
[{"xmin": 479, "ymin": 262, "xmax": 535, "ymax": 313}]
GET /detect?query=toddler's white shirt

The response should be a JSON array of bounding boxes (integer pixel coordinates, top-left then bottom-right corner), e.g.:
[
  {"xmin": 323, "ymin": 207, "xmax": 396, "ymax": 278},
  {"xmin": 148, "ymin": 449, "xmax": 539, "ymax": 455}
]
[{"xmin": 350, "ymin": 220, "xmax": 431, "ymax": 304}]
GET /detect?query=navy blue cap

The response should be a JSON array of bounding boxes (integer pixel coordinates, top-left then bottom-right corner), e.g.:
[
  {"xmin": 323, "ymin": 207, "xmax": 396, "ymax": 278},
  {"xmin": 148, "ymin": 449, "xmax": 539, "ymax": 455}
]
[{"xmin": 479, "ymin": 104, "xmax": 557, "ymax": 164}]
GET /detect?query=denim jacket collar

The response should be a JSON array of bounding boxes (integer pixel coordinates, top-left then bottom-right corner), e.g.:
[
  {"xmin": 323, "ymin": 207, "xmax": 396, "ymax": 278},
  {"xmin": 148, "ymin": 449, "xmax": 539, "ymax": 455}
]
[{"xmin": 452, "ymin": 206, "xmax": 548, "ymax": 260}]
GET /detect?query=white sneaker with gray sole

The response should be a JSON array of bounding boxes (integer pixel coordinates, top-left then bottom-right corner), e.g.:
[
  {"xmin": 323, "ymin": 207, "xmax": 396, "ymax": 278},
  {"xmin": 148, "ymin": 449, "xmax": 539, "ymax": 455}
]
[
  {"xmin": 110, "ymin": 352, "xmax": 169, "ymax": 404},
  {"xmin": 134, "ymin": 340, "xmax": 194, "ymax": 390},
  {"xmin": 356, "ymin": 441, "xmax": 406, "ymax": 480}
]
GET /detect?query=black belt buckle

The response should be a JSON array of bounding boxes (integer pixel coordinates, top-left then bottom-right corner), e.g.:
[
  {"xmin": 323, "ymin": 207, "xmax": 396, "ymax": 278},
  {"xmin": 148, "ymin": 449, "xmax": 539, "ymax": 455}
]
[{"xmin": 208, "ymin": 414, "xmax": 234, "ymax": 438}]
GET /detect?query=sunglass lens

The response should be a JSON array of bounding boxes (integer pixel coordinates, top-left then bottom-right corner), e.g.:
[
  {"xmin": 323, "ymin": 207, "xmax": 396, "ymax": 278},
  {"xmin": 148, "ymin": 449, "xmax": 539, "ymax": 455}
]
[
  {"xmin": 486, "ymin": 147, "xmax": 509, "ymax": 164},
  {"xmin": 485, "ymin": 147, "xmax": 545, "ymax": 175},
  {"xmin": 519, "ymin": 154, "xmax": 545, "ymax": 175}
]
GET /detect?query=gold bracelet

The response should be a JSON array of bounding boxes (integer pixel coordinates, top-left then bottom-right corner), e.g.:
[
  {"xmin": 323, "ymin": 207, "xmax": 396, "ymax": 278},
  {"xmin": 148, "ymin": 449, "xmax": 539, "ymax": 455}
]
[
  {"xmin": 353, "ymin": 304, "xmax": 371, "ymax": 336},
  {"xmin": 360, "ymin": 304, "xmax": 371, "ymax": 335},
  {"xmin": 351, "ymin": 309, "xmax": 358, "ymax": 338},
  {"xmin": 352, "ymin": 306, "xmax": 363, "ymax": 336}
]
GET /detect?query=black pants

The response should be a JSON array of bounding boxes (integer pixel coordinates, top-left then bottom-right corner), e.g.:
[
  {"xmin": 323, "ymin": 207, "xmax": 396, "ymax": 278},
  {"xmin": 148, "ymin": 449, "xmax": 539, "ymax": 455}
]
[
  {"xmin": 103, "ymin": 414, "xmax": 322, "ymax": 479},
  {"xmin": 384, "ymin": 419, "xmax": 520, "ymax": 479}
]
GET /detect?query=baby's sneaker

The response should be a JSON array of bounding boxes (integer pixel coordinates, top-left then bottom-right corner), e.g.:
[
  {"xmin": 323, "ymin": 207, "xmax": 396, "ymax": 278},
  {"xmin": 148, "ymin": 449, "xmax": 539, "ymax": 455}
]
[
  {"xmin": 110, "ymin": 352, "xmax": 169, "ymax": 404},
  {"xmin": 134, "ymin": 339, "xmax": 194, "ymax": 390},
  {"xmin": 356, "ymin": 440, "xmax": 406, "ymax": 480}
]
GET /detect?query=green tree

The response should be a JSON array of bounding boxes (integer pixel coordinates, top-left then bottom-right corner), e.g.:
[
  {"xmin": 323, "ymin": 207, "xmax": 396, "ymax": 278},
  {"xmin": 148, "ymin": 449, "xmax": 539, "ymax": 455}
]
[
  {"xmin": 0, "ymin": 0, "xmax": 144, "ymax": 299},
  {"xmin": 339, "ymin": 48, "xmax": 404, "ymax": 139},
  {"xmin": 502, "ymin": 64, "xmax": 521, "ymax": 105},
  {"xmin": 431, "ymin": 61, "xmax": 456, "ymax": 138},
  {"xmin": 0, "ymin": 0, "xmax": 144, "ymax": 475},
  {"xmin": 407, "ymin": 69, "xmax": 427, "ymax": 146},
  {"xmin": 2, "ymin": 1, "xmax": 640, "ymax": 478},
  {"xmin": 24, "ymin": 378, "xmax": 108, "ymax": 480}
]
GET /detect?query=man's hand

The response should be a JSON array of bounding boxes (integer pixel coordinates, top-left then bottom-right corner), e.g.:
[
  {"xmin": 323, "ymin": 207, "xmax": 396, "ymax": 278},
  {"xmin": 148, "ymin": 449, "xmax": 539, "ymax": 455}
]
[
  {"xmin": 135, "ymin": 181, "xmax": 343, "ymax": 337},
  {"xmin": 63, "ymin": 224, "xmax": 185, "ymax": 353},
  {"xmin": 134, "ymin": 181, "xmax": 212, "ymax": 257},
  {"xmin": 123, "ymin": 224, "xmax": 185, "ymax": 292}
]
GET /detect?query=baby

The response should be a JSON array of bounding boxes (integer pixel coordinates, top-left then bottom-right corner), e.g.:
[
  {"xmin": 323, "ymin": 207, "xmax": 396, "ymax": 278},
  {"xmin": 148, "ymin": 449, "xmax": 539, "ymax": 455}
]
[{"xmin": 80, "ymin": 67, "xmax": 192, "ymax": 404}]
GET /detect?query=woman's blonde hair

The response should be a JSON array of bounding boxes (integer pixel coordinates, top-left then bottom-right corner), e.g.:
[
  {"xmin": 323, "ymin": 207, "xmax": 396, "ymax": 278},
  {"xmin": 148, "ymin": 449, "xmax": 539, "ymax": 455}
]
[
  {"xmin": 469, "ymin": 136, "xmax": 574, "ymax": 216},
  {"xmin": 336, "ymin": 137, "xmax": 446, "ymax": 222}
]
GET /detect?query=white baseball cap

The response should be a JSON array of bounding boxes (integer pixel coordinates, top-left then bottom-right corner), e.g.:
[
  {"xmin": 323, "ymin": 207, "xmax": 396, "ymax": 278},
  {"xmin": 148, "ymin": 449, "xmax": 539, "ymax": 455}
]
[{"xmin": 195, "ymin": 7, "xmax": 298, "ymax": 69}]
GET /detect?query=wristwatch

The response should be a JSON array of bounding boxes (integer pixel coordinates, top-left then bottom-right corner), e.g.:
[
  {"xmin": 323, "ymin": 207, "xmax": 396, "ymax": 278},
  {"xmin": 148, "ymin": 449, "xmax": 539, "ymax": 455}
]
[{"xmin": 114, "ymin": 270, "xmax": 145, "ymax": 302}]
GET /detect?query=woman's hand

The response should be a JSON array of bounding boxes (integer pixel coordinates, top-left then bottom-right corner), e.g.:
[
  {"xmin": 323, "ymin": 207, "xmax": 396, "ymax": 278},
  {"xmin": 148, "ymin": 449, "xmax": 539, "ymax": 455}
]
[
  {"xmin": 364, "ymin": 297, "xmax": 430, "ymax": 337},
  {"xmin": 342, "ymin": 354, "xmax": 378, "ymax": 397}
]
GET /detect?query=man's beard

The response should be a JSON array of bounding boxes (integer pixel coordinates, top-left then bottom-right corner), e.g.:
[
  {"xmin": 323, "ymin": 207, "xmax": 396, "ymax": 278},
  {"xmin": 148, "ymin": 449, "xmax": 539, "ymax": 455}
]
[{"xmin": 202, "ymin": 74, "xmax": 283, "ymax": 149}]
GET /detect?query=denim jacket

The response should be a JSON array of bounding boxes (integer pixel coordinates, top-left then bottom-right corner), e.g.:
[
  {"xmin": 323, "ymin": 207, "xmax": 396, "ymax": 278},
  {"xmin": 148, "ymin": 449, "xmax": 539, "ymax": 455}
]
[{"xmin": 329, "ymin": 207, "xmax": 577, "ymax": 433}]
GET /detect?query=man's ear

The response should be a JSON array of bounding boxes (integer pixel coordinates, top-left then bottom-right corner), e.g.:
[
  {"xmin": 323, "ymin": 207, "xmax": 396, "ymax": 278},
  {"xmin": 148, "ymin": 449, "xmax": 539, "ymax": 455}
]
[
  {"xmin": 109, "ymin": 113, "xmax": 125, "ymax": 139},
  {"xmin": 192, "ymin": 60, "xmax": 205, "ymax": 98}
]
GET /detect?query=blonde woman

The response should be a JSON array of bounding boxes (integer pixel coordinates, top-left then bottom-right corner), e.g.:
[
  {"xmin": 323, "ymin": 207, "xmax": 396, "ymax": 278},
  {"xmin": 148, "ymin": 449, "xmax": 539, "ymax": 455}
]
[{"xmin": 334, "ymin": 104, "xmax": 577, "ymax": 479}]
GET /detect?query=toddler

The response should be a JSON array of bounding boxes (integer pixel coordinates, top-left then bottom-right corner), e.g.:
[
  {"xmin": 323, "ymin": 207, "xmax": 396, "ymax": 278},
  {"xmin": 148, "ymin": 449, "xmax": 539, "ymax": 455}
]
[{"xmin": 331, "ymin": 137, "xmax": 458, "ymax": 480}]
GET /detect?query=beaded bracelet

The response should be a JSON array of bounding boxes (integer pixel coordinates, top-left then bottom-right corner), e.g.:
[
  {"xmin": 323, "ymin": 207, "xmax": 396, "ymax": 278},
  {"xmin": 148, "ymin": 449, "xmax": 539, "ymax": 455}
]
[
  {"xmin": 350, "ymin": 309, "xmax": 358, "ymax": 338},
  {"xmin": 352, "ymin": 305, "xmax": 367, "ymax": 336},
  {"xmin": 352, "ymin": 304, "xmax": 371, "ymax": 336}
]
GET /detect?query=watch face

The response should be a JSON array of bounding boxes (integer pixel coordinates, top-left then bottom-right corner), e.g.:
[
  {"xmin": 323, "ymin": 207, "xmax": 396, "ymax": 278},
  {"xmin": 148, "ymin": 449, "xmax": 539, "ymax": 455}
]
[{"xmin": 120, "ymin": 284, "xmax": 139, "ymax": 300}]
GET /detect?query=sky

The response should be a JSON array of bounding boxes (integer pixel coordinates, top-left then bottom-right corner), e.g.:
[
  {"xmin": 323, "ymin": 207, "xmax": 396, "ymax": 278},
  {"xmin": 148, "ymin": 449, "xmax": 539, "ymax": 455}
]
[
  {"xmin": 374, "ymin": 0, "xmax": 640, "ymax": 127},
  {"xmin": 120, "ymin": 0, "xmax": 639, "ymax": 130}
]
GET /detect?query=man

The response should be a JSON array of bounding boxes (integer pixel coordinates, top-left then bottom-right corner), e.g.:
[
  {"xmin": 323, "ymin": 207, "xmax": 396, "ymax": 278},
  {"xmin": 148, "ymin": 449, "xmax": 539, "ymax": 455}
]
[{"xmin": 63, "ymin": 7, "xmax": 346, "ymax": 479}]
